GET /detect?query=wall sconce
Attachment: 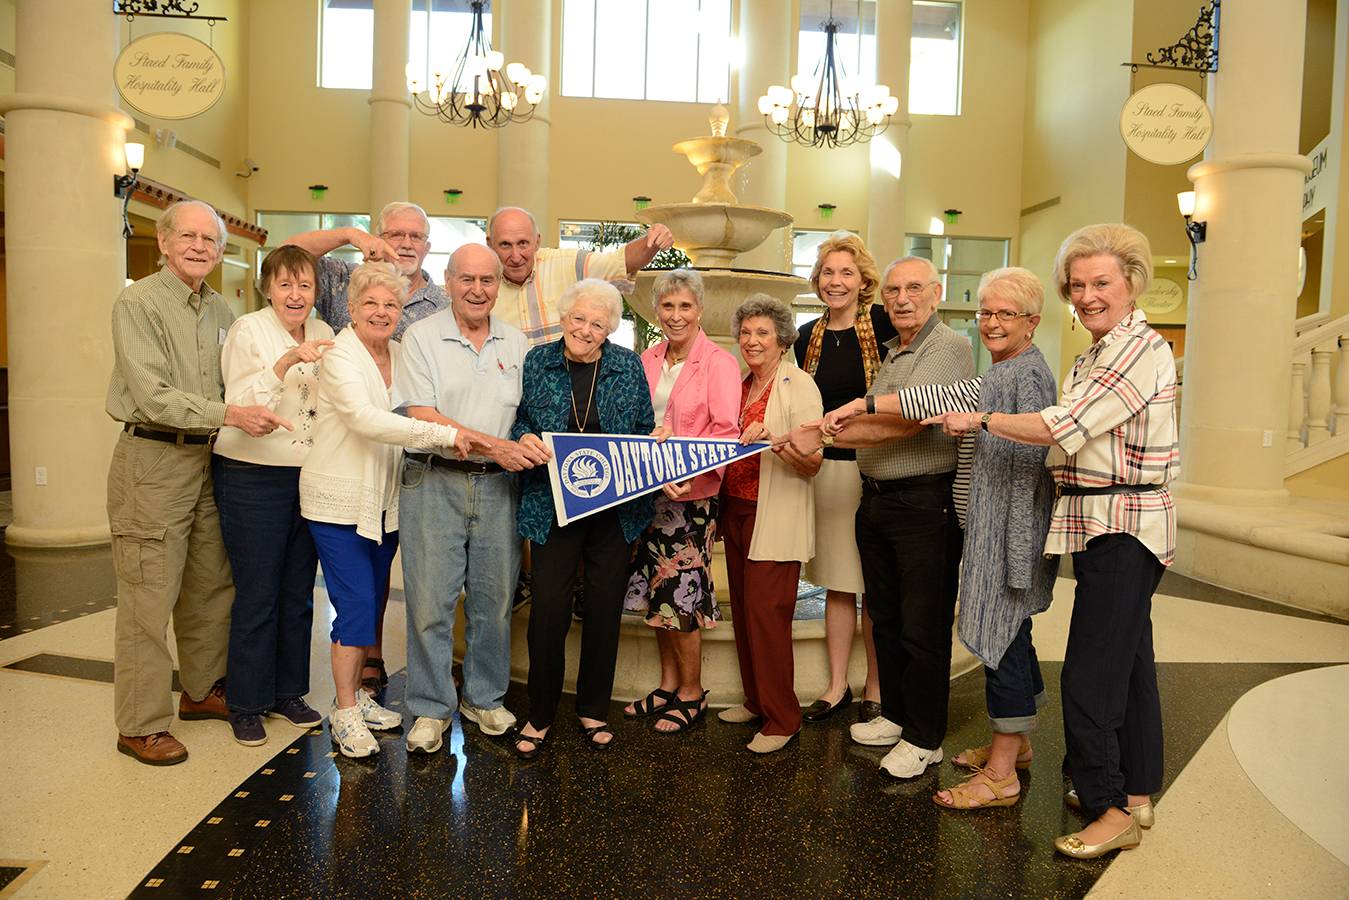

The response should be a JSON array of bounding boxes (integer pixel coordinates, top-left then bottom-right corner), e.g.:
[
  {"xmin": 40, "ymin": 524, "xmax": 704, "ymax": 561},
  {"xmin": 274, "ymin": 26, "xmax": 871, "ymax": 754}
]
[
  {"xmin": 1177, "ymin": 190, "xmax": 1206, "ymax": 280},
  {"xmin": 309, "ymin": 184, "xmax": 328, "ymax": 200},
  {"xmin": 818, "ymin": 203, "xmax": 837, "ymax": 220},
  {"xmin": 114, "ymin": 142, "xmax": 144, "ymax": 239},
  {"xmin": 443, "ymin": 188, "xmax": 463, "ymax": 206},
  {"xmin": 633, "ymin": 195, "xmax": 651, "ymax": 212},
  {"xmin": 944, "ymin": 208, "xmax": 962, "ymax": 225}
]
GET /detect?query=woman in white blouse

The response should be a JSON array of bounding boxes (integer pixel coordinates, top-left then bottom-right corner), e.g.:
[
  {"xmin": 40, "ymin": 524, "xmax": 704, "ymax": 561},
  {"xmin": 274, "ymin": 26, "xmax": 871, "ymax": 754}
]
[
  {"xmin": 213, "ymin": 245, "xmax": 335, "ymax": 748},
  {"xmin": 299, "ymin": 262, "xmax": 470, "ymax": 758}
]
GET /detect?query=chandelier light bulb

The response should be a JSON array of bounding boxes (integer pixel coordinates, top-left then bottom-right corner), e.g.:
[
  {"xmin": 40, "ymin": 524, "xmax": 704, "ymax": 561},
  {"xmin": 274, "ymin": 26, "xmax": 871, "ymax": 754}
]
[
  {"xmin": 790, "ymin": 73, "xmax": 813, "ymax": 97},
  {"xmin": 528, "ymin": 74, "xmax": 547, "ymax": 94},
  {"xmin": 501, "ymin": 90, "xmax": 517, "ymax": 110},
  {"xmin": 768, "ymin": 85, "xmax": 793, "ymax": 107},
  {"xmin": 524, "ymin": 87, "xmax": 543, "ymax": 104},
  {"xmin": 771, "ymin": 107, "xmax": 789, "ymax": 125},
  {"xmin": 485, "ymin": 50, "xmax": 504, "ymax": 71},
  {"xmin": 756, "ymin": 95, "xmax": 773, "ymax": 115}
]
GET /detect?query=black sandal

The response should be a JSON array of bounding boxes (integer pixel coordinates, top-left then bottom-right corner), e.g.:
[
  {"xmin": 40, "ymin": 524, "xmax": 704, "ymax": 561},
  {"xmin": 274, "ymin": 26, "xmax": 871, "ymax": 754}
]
[
  {"xmin": 512, "ymin": 728, "xmax": 547, "ymax": 760},
  {"xmin": 654, "ymin": 691, "xmax": 709, "ymax": 734},
  {"xmin": 360, "ymin": 656, "xmax": 389, "ymax": 695},
  {"xmin": 624, "ymin": 687, "xmax": 676, "ymax": 719},
  {"xmin": 579, "ymin": 722, "xmax": 614, "ymax": 751}
]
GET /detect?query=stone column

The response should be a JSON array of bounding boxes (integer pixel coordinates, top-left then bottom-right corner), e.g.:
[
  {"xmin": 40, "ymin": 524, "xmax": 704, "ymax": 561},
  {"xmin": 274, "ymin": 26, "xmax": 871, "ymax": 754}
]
[
  {"xmin": 734, "ymin": 0, "xmax": 793, "ymax": 273},
  {"xmin": 866, "ymin": 0, "xmax": 912, "ymax": 267},
  {"xmin": 369, "ymin": 0, "xmax": 412, "ymax": 219},
  {"xmin": 497, "ymin": 0, "xmax": 551, "ymax": 239},
  {"xmin": 0, "ymin": 0, "xmax": 132, "ymax": 546},
  {"xmin": 1177, "ymin": 1, "xmax": 1312, "ymax": 504}
]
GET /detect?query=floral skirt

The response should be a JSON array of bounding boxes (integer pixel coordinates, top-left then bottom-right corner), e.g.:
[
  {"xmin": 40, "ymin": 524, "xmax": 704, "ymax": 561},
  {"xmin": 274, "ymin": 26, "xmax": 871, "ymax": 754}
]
[{"xmin": 624, "ymin": 496, "xmax": 720, "ymax": 632}]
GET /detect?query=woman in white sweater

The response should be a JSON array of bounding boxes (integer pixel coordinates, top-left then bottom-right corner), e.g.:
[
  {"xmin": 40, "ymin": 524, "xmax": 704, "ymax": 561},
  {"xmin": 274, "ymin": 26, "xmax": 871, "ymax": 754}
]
[{"xmin": 300, "ymin": 262, "xmax": 469, "ymax": 758}]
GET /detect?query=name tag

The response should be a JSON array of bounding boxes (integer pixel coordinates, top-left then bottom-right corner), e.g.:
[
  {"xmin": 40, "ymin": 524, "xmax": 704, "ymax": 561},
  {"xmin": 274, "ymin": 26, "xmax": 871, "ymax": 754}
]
[{"xmin": 218, "ymin": 327, "xmax": 227, "ymax": 346}]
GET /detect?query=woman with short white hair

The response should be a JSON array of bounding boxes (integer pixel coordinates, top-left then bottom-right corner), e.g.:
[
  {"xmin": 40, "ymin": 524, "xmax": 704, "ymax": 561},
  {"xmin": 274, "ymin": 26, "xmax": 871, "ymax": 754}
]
[{"xmin": 300, "ymin": 262, "xmax": 471, "ymax": 758}]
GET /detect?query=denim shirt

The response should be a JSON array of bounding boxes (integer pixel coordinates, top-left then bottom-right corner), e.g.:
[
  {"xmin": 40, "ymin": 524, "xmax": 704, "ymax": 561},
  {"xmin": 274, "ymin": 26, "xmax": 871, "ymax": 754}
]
[{"xmin": 511, "ymin": 339, "xmax": 656, "ymax": 545}]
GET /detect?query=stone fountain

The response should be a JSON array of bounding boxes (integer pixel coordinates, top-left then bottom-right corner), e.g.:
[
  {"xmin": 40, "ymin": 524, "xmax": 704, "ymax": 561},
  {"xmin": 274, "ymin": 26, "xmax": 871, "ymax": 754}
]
[{"xmin": 626, "ymin": 106, "xmax": 808, "ymax": 351}]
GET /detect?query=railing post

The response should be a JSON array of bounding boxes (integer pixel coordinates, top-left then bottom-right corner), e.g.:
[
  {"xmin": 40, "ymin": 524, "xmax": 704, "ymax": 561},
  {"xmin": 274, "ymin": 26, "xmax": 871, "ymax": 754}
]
[
  {"xmin": 1307, "ymin": 344, "xmax": 1334, "ymax": 445},
  {"xmin": 1288, "ymin": 359, "xmax": 1307, "ymax": 449},
  {"xmin": 1334, "ymin": 335, "xmax": 1349, "ymax": 436}
]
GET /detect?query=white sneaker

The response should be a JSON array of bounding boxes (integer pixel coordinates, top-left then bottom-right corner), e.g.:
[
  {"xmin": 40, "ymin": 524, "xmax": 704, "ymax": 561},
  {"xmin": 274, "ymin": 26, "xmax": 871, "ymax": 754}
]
[
  {"xmin": 357, "ymin": 689, "xmax": 402, "ymax": 730},
  {"xmin": 405, "ymin": 716, "xmax": 451, "ymax": 753},
  {"xmin": 459, "ymin": 702, "xmax": 517, "ymax": 736},
  {"xmin": 879, "ymin": 739, "xmax": 943, "ymax": 778},
  {"xmin": 850, "ymin": 715, "xmax": 903, "ymax": 746},
  {"xmin": 330, "ymin": 705, "xmax": 379, "ymax": 758}
]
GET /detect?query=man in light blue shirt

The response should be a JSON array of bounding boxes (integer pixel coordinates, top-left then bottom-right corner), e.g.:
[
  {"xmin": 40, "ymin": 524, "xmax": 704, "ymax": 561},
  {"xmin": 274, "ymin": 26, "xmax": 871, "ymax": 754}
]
[{"xmin": 395, "ymin": 243, "xmax": 547, "ymax": 752}]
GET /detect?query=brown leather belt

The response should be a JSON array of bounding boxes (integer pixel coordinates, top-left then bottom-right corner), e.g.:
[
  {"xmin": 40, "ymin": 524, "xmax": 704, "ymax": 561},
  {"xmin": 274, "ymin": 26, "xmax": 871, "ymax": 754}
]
[
  {"xmin": 124, "ymin": 423, "xmax": 218, "ymax": 446},
  {"xmin": 860, "ymin": 471, "xmax": 952, "ymax": 494},
  {"xmin": 405, "ymin": 453, "xmax": 504, "ymax": 475}
]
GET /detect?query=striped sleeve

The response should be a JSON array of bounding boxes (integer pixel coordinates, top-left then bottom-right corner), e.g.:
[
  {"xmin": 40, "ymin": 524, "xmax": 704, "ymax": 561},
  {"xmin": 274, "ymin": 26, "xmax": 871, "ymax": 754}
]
[{"xmin": 895, "ymin": 376, "xmax": 984, "ymax": 419}]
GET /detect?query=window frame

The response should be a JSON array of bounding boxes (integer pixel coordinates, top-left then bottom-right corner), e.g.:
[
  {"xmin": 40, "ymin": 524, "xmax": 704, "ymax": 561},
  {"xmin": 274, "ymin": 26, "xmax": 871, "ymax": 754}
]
[{"xmin": 909, "ymin": 0, "xmax": 964, "ymax": 117}]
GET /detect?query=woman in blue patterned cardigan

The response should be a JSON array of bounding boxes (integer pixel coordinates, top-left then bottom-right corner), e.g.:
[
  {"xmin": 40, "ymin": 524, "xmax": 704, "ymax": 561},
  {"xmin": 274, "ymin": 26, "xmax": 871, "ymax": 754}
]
[{"xmin": 509, "ymin": 279, "xmax": 655, "ymax": 757}]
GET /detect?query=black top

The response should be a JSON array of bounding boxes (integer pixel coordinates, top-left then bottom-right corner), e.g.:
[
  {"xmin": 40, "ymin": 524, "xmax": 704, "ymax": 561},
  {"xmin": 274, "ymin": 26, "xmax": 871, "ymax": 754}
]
[
  {"xmin": 565, "ymin": 358, "xmax": 603, "ymax": 433},
  {"xmin": 794, "ymin": 304, "xmax": 898, "ymax": 460}
]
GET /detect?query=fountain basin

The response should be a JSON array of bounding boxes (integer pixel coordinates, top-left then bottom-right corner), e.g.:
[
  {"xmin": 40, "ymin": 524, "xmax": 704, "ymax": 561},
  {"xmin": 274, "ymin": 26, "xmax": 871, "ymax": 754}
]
[
  {"xmin": 630, "ymin": 268, "xmax": 808, "ymax": 356},
  {"xmin": 637, "ymin": 202, "xmax": 794, "ymax": 269}
]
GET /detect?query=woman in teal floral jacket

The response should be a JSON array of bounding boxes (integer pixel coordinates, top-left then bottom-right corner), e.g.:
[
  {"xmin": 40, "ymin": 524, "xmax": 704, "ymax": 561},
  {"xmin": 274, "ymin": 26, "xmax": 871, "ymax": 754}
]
[{"xmin": 509, "ymin": 279, "xmax": 655, "ymax": 757}]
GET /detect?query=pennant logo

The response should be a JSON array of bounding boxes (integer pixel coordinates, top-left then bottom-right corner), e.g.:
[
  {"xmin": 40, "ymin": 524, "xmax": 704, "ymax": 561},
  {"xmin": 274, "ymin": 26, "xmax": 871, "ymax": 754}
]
[{"xmin": 544, "ymin": 432, "xmax": 771, "ymax": 526}]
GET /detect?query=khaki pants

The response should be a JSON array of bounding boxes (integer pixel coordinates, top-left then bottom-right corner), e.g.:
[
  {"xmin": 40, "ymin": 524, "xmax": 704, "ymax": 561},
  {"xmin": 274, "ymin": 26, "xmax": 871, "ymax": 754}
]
[{"xmin": 108, "ymin": 431, "xmax": 233, "ymax": 736}]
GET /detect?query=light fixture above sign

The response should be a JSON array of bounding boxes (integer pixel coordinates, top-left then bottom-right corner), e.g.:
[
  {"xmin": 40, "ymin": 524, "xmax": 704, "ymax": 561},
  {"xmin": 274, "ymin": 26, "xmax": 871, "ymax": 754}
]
[{"xmin": 406, "ymin": 1, "xmax": 545, "ymax": 129}]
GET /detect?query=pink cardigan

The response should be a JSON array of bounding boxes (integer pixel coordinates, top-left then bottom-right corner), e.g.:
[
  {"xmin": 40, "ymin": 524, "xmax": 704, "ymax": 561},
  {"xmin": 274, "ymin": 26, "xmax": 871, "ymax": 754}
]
[{"xmin": 641, "ymin": 329, "xmax": 742, "ymax": 501}]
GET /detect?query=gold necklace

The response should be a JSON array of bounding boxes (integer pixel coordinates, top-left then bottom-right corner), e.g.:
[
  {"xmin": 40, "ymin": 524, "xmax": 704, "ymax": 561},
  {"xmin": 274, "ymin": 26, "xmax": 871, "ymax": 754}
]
[
  {"xmin": 738, "ymin": 363, "xmax": 779, "ymax": 428},
  {"xmin": 565, "ymin": 355, "xmax": 601, "ymax": 431}
]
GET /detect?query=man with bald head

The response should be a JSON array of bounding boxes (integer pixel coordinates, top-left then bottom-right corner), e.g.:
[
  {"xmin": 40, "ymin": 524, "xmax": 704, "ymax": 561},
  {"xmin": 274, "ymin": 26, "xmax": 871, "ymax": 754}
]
[
  {"xmin": 392, "ymin": 243, "xmax": 543, "ymax": 751},
  {"xmin": 489, "ymin": 206, "xmax": 673, "ymax": 346}
]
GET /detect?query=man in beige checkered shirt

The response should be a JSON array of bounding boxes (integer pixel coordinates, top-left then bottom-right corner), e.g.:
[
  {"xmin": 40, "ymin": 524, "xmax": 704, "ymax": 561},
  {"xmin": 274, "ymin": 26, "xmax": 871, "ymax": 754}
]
[{"xmin": 106, "ymin": 200, "xmax": 291, "ymax": 766}]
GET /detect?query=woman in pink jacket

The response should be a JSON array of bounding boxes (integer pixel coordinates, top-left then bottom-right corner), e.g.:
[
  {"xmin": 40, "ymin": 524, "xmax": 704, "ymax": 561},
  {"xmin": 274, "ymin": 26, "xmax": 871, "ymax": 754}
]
[{"xmin": 623, "ymin": 269, "xmax": 742, "ymax": 733}]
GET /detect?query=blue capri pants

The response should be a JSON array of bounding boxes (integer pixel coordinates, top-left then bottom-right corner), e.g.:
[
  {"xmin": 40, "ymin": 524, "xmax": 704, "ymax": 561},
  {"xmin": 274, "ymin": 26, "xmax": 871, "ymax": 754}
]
[{"xmin": 307, "ymin": 521, "xmax": 399, "ymax": 647}]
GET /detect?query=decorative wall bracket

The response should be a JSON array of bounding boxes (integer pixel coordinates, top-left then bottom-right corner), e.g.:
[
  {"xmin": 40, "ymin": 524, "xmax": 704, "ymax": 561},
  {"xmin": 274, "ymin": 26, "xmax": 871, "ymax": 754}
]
[
  {"xmin": 1122, "ymin": 0, "xmax": 1219, "ymax": 75},
  {"xmin": 113, "ymin": 1, "xmax": 227, "ymax": 24}
]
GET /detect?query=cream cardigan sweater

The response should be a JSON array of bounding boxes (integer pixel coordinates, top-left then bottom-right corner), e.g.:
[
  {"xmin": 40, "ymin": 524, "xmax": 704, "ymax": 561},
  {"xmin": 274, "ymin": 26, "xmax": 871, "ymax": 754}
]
[
  {"xmin": 299, "ymin": 326, "xmax": 457, "ymax": 542},
  {"xmin": 748, "ymin": 359, "xmax": 823, "ymax": 563}
]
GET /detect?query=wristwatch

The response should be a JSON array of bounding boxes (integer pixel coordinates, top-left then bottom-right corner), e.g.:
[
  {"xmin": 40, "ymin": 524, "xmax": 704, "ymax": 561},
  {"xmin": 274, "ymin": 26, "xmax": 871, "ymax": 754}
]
[
  {"xmin": 980, "ymin": 413, "xmax": 993, "ymax": 431},
  {"xmin": 821, "ymin": 433, "xmax": 835, "ymax": 447},
  {"xmin": 866, "ymin": 395, "xmax": 876, "ymax": 415}
]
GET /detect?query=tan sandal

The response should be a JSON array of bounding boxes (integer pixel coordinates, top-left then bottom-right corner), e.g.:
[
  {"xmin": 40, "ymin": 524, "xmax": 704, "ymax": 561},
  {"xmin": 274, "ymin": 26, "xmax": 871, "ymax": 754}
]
[
  {"xmin": 953, "ymin": 738, "xmax": 1033, "ymax": 770},
  {"xmin": 932, "ymin": 766, "xmax": 1022, "ymax": 810}
]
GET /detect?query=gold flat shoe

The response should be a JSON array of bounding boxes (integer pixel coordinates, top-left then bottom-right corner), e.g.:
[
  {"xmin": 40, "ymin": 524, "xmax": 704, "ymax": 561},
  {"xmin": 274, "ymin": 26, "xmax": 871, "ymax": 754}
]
[
  {"xmin": 1054, "ymin": 816, "xmax": 1142, "ymax": 859},
  {"xmin": 1065, "ymin": 790, "xmax": 1155, "ymax": 829}
]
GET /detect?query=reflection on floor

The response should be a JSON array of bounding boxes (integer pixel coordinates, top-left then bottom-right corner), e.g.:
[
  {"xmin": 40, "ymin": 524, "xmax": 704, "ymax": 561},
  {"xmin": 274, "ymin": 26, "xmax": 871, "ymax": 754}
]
[{"xmin": 1, "ymin": 537, "xmax": 1347, "ymax": 899}]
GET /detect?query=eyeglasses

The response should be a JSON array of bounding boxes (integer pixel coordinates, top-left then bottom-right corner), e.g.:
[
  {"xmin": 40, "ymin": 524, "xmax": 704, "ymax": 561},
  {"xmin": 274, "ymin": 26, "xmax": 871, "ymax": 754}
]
[
  {"xmin": 173, "ymin": 230, "xmax": 217, "ymax": 246},
  {"xmin": 564, "ymin": 313, "xmax": 610, "ymax": 336},
  {"xmin": 974, "ymin": 309, "xmax": 1034, "ymax": 323},
  {"xmin": 380, "ymin": 229, "xmax": 428, "ymax": 244},
  {"xmin": 880, "ymin": 280, "xmax": 936, "ymax": 299}
]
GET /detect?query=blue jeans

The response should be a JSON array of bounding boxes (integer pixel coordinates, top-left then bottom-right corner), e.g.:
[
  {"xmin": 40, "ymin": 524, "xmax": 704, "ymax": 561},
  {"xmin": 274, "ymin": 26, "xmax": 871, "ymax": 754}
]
[
  {"xmin": 400, "ymin": 460, "xmax": 520, "ymax": 718},
  {"xmin": 213, "ymin": 457, "xmax": 317, "ymax": 714},
  {"xmin": 983, "ymin": 616, "xmax": 1047, "ymax": 734}
]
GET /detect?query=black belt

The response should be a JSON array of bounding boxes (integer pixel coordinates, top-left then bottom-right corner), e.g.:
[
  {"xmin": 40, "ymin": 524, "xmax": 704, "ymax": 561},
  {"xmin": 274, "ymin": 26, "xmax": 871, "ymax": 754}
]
[
  {"xmin": 860, "ymin": 471, "xmax": 952, "ymax": 494},
  {"xmin": 124, "ymin": 423, "xmax": 218, "ymax": 446},
  {"xmin": 1057, "ymin": 483, "xmax": 1162, "ymax": 497},
  {"xmin": 405, "ymin": 453, "xmax": 504, "ymax": 475}
]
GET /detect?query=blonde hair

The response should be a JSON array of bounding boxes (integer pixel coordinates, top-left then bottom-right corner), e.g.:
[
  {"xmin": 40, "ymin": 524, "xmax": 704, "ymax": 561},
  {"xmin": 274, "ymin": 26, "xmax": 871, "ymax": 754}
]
[
  {"xmin": 809, "ymin": 232, "xmax": 880, "ymax": 307},
  {"xmin": 346, "ymin": 261, "xmax": 407, "ymax": 316},
  {"xmin": 978, "ymin": 267, "xmax": 1045, "ymax": 315},
  {"xmin": 1052, "ymin": 223, "xmax": 1153, "ymax": 302}
]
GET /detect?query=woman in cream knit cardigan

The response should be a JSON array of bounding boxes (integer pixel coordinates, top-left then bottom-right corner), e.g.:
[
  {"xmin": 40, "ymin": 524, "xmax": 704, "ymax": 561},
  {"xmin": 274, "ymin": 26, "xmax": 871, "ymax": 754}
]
[{"xmin": 300, "ymin": 262, "xmax": 470, "ymax": 758}]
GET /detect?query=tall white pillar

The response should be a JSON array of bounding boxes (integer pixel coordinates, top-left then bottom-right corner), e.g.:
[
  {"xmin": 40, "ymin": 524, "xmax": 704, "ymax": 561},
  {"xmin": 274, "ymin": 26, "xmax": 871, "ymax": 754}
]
[
  {"xmin": 734, "ymin": 0, "xmax": 793, "ymax": 273},
  {"xmin": 1177, "ymin": 1, "xmax": 1312, "ymax": 504},
  {"xmin": 497, "ymin": 0, "xmax": 551, "ymax": 239},
  {"xmin": 866, "ymin": 0, "xmax": 912, "ymax": 267},
  {"xmin": 0, "ymin": 0, "xmax": 131, "ymax": 546},
  {"xmin": 370, "ymin": 0, "xmax": 412, "ymax": 218}
]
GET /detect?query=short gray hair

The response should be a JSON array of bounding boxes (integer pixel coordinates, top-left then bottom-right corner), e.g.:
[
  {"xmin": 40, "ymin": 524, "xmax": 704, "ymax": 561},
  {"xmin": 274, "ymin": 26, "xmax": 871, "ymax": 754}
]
[
  {"xmin": 487, "ymin": 206, "xmax": 541, "ymax": 239},
  {"xmin": 978, "ymin": 267, "xmax": 1045, "ymax": 315},
  {"xmin": 374, "ymin": 201, "xmax": 430, "ymax": 237},
  {"xmin": 883, "ymin": 255, "xmax": 939, "ymax": 284},
  {"xmin": 156, "ymin": 200, "xmax": 226, "ymax": 250},
  {"xmin": 559, "ymin": 278, "xmax": 623, "ymax": 334},
  {"xmin": 732, "ymin": 293, "xmax": 798, "ymax": 349},
  {"xmin": 651, "ymin": 268, "xmax": 705, "ymax": 307},
  {"xmin": 446, "ymin": 242, "xmax": 503, "ymax": 280}
]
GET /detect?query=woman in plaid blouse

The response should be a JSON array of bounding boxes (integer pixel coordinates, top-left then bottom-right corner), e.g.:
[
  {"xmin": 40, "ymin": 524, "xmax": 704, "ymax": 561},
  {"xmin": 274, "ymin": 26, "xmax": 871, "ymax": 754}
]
[{"xmin": 924, "ymin": 224, "xmax": 1179, "ymax": 860}]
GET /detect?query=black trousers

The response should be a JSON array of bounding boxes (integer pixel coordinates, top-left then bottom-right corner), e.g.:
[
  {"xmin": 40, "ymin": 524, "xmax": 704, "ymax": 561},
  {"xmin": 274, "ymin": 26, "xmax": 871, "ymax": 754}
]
[
  {"xmin": 855, "ymin": 475, "xmax": 962, "ymax": 751},
  {"xmin": 1063, "ymin": 532, "xmax": 1165, "ymax": 818},
  {"xmin": 525, "ymin": 510, "xmax": 630, "ymax": 730}
]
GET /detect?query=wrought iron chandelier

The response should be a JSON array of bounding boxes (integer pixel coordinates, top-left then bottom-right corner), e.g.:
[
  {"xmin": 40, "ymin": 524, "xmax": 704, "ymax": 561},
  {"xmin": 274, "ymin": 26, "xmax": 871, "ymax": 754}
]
[
  {"xmin": 757, "ymin": 2, "xmax": 898, "ymax": 149},
  {"xmin": 405, "ymin": 1, "xmax": 546, "ymax": 129}
]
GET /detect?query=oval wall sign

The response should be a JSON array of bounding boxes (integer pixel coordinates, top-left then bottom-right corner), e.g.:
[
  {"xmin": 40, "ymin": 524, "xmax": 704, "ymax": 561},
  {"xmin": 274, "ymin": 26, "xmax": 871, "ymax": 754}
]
[
  {"xmin": 114, "ymin": 32, "xmax": 225, "ymax": 120},
  {"xmin": 1137, "ymin": 276, "xmax": 1185, "ymax": 316},
  {"xmin": 1119, "ymin": 82, "xmax": 1212, "ymax": 166}
]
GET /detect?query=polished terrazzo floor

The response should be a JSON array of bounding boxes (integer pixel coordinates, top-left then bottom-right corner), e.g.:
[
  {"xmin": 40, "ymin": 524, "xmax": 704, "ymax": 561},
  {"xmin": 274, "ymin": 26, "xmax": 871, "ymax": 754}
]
[{"xmin": 2, "ymin": 532, "xmax": 1347, "ymax": 898}]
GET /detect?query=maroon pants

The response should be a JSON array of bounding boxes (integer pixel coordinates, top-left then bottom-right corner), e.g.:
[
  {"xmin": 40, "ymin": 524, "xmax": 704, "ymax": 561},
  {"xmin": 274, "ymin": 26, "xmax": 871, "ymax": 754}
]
[{"xmin": 720, "ymin": 496, "xmax": 801, "ymax": 737}]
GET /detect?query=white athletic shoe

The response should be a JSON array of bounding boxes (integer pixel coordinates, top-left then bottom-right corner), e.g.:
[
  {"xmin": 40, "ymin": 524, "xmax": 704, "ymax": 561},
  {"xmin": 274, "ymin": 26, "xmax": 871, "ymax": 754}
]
[
  {"xmin": 459, "ymin": 702, "xmax": 517, "ymax": 736},
  {"xmin": 357, "ymin": 689, "xmax": 402, "ymax": 730},
  {"xmin": 405, "ymin": 716, "xmax": 451, "ymax": 754},
  {"xmin": 330, "ymin": 704, "xmax": 379, "ymax": 758},
  {"xmin": 879, "ymin": 739, "xmax": 943, "ymax": 779},
  {"xmin": 849, "ymin": 715, "xmax": 903, "ymax": 746}
]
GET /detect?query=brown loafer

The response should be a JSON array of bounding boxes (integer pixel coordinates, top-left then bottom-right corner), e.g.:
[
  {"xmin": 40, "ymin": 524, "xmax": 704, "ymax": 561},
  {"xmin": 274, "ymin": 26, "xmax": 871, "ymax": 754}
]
[
  {"xmin": 178, "ymin": 680, "xmax": 228, "ymax": 721},
  {"xmin": 118, "ymin": 731, "xmax": 188, "ymax": 766}
]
